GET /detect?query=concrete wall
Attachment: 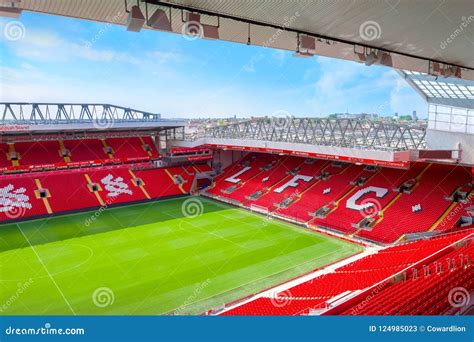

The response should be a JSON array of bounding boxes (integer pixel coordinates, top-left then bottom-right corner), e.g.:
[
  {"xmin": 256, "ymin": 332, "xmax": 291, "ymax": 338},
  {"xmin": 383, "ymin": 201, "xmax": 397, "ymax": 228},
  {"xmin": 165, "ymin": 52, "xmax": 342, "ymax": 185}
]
[{"xmin": 426, "ymin": 129, "xmax": 474, "ymax": 165}]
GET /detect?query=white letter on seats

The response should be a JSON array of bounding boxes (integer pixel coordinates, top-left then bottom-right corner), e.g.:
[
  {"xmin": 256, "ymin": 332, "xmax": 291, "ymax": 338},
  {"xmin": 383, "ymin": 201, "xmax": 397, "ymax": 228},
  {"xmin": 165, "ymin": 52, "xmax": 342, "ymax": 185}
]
[
  {"xmin": 346, "ymin": 186, "xmax": 388, "ymax": 211},
  {"xmin": 225, "ymin": 166, "xmax": 251, "ymax": 184},
  {"xmin": 273, "ymin": 175, "xmax": 313, "ymax": 194}
]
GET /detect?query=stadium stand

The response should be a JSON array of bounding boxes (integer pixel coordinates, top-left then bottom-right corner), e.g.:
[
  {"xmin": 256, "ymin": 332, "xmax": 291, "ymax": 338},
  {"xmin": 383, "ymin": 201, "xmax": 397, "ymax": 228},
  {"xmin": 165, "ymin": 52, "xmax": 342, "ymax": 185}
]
[
  {"xmin": 105, "ymin": 137, "xmax": 152, "ymax": 160},
  {"xmin": 66, "ymin": 138, "xmax": 110, "ymax": 162},
  {"xmin": 15, "ymin": 141, "xmax": 63, "ymax": 166},
  {"xmin": 208, "ymin": 154, "xmax": 473, "ymax": 243},
  {"xmin": 357, "ymin": 164, "xmax": 472, "ymax": 243},
  {"xmin": 0, "ymin": 136, "xmax": 160, "ymax": 172},
  {"xmin": 0, "ymin": 143, "xmax": 12, "ymax": 167},
  {"xmin": 0, "ymin": 174, "xmax": 49, "ymax": 221},
  {"xmin": 0, "ymin": 163, "xmax": 196, "ymax": 222},
  {"xmin": 221, "ymin": 230, "xmax": 473, "ymax": 315},
  {"xmin": 338, "ymin": 236, "xmax": 474, "ymax": 315},
  {"xmin": 207, "ymin": 153, "xmax": 278, "ymax": 199}
]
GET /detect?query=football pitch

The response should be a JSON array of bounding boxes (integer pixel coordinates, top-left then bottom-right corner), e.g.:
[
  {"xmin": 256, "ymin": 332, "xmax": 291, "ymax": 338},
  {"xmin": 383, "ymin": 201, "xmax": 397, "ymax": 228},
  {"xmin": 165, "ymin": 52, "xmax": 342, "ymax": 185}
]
[{"xmin": 0, "ymin": 196, "xmax": 362, "ymax": 315}]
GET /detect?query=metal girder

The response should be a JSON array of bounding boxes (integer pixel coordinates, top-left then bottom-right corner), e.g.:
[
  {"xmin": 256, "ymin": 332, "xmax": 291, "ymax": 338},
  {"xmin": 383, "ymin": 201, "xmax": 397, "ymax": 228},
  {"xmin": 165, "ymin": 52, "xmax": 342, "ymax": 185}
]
[
  {"xmin": 200, "ymin": 117, "xmax": 427, "ymax": 151},
  {"xmin": 0, "ymin": 103, "xmax": 162, "ymax": 124}
]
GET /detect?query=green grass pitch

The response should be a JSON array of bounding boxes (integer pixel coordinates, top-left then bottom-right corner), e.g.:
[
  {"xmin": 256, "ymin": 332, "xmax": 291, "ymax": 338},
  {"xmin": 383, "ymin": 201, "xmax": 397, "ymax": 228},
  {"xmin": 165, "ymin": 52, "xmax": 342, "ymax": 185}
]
[{"xmin": 0, "ymin": 196, "xmax": 362, "ymax": 315}]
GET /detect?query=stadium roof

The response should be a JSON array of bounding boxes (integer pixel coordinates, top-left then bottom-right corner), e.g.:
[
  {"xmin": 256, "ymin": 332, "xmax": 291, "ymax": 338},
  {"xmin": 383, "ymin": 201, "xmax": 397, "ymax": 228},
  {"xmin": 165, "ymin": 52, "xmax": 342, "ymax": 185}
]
[
  {"xmin": 397, "ymin": 70, "xmax": 474, "ymax": 109},
  {"xmin": 196, "ymin": 117, "xmax": 427, "ymax": 152},
  {"xmin": 6, "ymin": 0, "xmax": 474, "ymax": 80},
  {"xmin": 0, "ymin": 103, "xmax": 185, "ymax": 136}
]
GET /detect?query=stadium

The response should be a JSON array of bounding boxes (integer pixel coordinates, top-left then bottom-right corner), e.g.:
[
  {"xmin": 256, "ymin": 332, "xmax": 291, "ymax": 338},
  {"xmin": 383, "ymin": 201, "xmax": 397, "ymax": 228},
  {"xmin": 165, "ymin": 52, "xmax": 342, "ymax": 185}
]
[{"xmin": 0, "ymin": 0, "xmax": 473, "ymax": 318}]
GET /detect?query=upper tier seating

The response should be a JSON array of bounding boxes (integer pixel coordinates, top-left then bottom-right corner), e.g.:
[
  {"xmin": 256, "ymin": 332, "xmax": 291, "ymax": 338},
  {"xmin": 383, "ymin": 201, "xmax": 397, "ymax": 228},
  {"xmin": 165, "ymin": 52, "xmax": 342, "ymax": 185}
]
[
  {"xmin": 105, "ymin": 137, "xmax": 151, "ymax": 160},
  {"xmin": 65, "ymin": 139, "xmax": 109, "ymax": 162},
  {"xmin": 15, "ymin": 141, "xmax": 64, "ymax": 165},
  {"xmin": 0, "ymin": 137, "xmax": 159, "ymax": 171},
  {"xmin": 0, "ymin": 143, "xmax": 12, "ymax": 168},
  {"xmin": 221, "ymin": 230, "xmax": 473, "ymax": 315}
]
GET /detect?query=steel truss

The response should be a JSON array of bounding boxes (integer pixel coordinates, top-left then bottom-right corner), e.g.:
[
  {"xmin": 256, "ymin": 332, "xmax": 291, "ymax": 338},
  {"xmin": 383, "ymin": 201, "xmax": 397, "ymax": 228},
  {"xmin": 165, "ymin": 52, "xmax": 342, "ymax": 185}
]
[
  {"xmin": 1, "ymin": 103, "xmax": 162, "ymax": 124},
  {"xmin": 200, "ymin": 117, "xmax": 427, "ymax": 151}
]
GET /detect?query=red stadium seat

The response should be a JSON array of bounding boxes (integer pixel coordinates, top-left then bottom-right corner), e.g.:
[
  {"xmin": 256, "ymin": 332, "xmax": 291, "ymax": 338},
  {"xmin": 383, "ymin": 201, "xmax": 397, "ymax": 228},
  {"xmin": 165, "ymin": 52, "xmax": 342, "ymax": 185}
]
[
  {"xmin": 221, "ymin": 230, "xmax": 473, "ymax": 315},
  {"xmin": 0, "ymin": 164, "xmax": 195, "ymax": 222},
  {"xmin": 208, "ymin": 154, "xmax": 472, "ymax": 243}
]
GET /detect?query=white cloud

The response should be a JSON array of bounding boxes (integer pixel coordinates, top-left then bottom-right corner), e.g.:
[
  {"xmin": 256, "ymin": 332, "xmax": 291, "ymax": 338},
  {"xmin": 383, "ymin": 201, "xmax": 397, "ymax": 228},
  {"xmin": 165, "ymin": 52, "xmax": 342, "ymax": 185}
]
[
  {"xmin": 4, "ymin": 28, "xmax": 143, "ymax": 64},
  {"xmin": 1, "ymin": 25, "xmax": 428, "ymax": 119},
  {"xmin": 304, "ymin": 57, "xmax": 427, "ymax": 117},
  {"xmin": 0, "ymin": 62, "xmax": 269, "ymax": 118}
]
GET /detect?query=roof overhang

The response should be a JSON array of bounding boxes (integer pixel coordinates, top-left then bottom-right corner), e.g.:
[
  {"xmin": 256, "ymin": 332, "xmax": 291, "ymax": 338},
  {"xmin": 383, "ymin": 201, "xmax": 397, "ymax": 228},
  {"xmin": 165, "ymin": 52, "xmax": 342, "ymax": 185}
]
[
  {"xmin": 397, "ymin": 70, "xmax": 474, "ymax": 109},
  {"xmin": 5, "ymin": 0, "xmax": 474, "ymax": 80},
  {"xmin": 0, "ymin": 102, "xmax": 185, "ymax": 139},
  {"xmin": 172, "ymin": 137, "xmax": 412, "ymax": 169}
]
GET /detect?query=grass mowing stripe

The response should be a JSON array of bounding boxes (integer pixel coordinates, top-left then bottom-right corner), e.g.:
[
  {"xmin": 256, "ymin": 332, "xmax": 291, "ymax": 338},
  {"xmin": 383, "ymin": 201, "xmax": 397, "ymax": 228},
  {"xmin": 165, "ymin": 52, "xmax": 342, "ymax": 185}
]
[
  {"xmin": 0, "ymin": 196, "xmax": 362, "ymax": 314},
  {"xmin": 15, "ymin": 224, "xmax": 76, "ymax": 315}
]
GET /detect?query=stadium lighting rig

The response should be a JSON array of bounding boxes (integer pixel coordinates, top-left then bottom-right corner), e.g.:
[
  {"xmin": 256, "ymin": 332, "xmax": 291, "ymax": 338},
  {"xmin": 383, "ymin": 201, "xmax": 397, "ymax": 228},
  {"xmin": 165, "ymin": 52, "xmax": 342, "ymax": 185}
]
[
  {"xmin": 183, "ymin": 12, "xmax": 220, "ymax": 40},
  {"xmin": 147, "ymin": 7, "xmax": 172, "ymax": 32},
  {"xmin": 293, "ymin": 34, "xmax": 316, "ymax": 58},
  {"xmin": 430, "ymin": 62, "xmax": 462, "ymax": 78},
  {"xmin": 355, "ymin": 48, "xmax": 393, "ymax": 67},
  {"xmin": 141, "ymin": 0, "xmax": 472, "ymax": 81},
  {"xmin": 126, "ymin": 1, "xmax": 220, "ymax": 39},
  {"xmin": 0, "ymin": 0, "xmax": 22, "ymax": 18},
  {"xmin": 125, "ymin": 1, "xmax": 145, "ymax": 32}
]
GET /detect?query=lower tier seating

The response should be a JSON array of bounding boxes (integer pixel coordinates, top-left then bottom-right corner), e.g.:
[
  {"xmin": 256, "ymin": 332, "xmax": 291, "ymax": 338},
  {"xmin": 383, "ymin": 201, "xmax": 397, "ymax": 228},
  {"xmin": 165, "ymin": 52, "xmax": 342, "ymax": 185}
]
[
  {"xmin": 339, "ymin": 239, "xmax": 474, "ymax": 315},
  {"xmin": 0, "ymin": 163, "xmax": 194, "ymax": 222},
  {"xmin": 221, "ymin": 230, "xmax": 473, "ymax": 315},
  {"xmin": 208, "ymin": 153, "xmax": 472, "ymax": 243}
]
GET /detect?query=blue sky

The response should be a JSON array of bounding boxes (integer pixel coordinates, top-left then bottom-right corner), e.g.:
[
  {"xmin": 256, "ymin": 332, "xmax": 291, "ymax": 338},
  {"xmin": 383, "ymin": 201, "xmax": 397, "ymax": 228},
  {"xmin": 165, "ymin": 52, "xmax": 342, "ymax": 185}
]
[{"xmin": 0, "ymin": 12, "xmax": 427, "ymax": 119}]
